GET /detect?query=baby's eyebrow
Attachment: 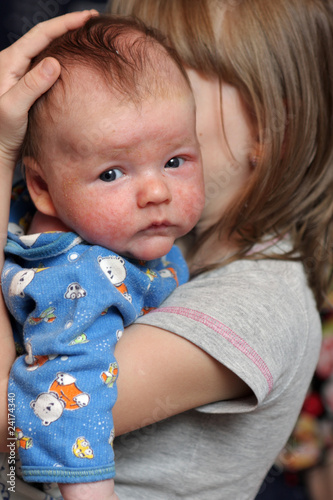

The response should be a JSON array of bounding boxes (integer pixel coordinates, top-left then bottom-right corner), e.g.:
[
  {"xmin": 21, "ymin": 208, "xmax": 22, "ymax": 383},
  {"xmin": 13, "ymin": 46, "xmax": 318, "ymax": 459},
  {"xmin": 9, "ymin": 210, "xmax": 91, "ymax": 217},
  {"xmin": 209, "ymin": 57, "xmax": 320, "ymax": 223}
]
[
  {"xmin": 57, "ymin": 134, "xmax": 124, "ymax": 159},
  {"xmin": 169, "ymin": 137, "xmax": 197, "ymax": 149},
  {"xmin": 59, "ymin": 139, "xmax": 132, "ymax": 163},
  {"xmin": 58, "ymin": 127, "xmax": 197, "ymax": 160}
]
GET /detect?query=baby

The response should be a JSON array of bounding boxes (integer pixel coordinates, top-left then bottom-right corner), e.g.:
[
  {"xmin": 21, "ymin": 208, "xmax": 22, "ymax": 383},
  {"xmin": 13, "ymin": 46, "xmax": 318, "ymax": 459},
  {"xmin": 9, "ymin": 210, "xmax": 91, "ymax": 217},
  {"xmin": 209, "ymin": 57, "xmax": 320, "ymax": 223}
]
[{"xmin": 1, "ymin": 15, "xmax": 204, "ymax": 500}]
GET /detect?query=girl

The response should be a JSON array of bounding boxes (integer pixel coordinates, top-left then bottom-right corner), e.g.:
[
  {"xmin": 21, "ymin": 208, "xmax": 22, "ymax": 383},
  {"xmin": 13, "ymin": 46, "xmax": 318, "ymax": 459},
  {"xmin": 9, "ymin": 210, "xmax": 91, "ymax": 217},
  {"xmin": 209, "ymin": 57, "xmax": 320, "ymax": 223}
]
[{"xmin": 0, "ymin": 1, "xmax": 332, "ymax": 498}]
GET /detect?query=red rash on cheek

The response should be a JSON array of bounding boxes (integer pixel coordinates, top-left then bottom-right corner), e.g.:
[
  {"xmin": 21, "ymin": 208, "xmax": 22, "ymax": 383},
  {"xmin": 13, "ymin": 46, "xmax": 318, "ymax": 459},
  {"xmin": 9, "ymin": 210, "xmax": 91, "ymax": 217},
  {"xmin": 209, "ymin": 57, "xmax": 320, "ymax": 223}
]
[
  {"xmin": 176, "ymin": 184, "xmax": 205, "ymax": 227},
  {"xmin": 63, "ymin": 190, "xmax": 133, "ymax": 247},
  {"xmin": 58, "ymin": 178, "xmax": 84, "ymax": 227}
]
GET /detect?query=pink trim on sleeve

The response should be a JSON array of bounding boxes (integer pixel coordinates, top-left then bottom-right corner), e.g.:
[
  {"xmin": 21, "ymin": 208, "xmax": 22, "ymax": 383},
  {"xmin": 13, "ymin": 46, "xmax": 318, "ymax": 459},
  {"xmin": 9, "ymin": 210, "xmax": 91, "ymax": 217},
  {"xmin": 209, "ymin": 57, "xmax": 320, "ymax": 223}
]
[{"xmin": 151, "ymin": 306, "xmax": 274, "ymax": 393}]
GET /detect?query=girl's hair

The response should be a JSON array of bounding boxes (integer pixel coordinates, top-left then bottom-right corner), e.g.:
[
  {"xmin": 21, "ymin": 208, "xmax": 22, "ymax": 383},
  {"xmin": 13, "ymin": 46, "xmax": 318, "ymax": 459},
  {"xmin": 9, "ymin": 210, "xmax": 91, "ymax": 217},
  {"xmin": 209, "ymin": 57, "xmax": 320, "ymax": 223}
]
[
  {"xmin": 22, "ymin": 14, "xmax": 190, "ymax": 160},
  {"xmin": 110, "ymin": 0, "xmax": 333, "ymax": 309}
]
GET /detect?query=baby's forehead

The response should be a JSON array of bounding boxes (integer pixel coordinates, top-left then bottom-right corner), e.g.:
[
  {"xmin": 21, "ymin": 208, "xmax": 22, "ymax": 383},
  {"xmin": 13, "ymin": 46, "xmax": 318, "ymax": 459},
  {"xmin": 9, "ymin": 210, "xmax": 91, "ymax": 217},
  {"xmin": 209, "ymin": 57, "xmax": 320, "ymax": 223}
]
[
  {"xmin": 60, "ymin": 67, "xmax": 111, "ymax": 103},
  {"xmin": 38, "ymin": 61, "xmax": 196, "ymax": 163},
  {"xmin": 53, "ymin": 35, "xmax": 192, "ymax": 106},
  {"xmin": 44, "ymin": 61, "xmax": 193, "ymax": 138}
]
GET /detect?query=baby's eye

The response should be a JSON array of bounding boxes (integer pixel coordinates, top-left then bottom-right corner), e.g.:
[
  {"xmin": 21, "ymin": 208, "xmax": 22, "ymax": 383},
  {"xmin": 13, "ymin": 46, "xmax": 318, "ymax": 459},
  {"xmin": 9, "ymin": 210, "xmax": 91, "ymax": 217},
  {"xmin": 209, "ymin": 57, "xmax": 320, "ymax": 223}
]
[
  {"xmin": 99, "ymin": 168, "xmax": 123, "ymax": 182},
  {"xmin": 164, "ymin": 157, "xmax": 185, "ymax": 169}
]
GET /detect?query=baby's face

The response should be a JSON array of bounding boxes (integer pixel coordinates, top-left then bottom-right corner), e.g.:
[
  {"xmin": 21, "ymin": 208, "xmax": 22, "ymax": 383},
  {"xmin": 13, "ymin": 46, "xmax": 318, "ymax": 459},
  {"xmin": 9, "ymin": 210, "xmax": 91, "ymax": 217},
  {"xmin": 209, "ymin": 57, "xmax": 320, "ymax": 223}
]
[{"xmin": 39, "ymin": 69, "xmax": 204, "ymax": 260}]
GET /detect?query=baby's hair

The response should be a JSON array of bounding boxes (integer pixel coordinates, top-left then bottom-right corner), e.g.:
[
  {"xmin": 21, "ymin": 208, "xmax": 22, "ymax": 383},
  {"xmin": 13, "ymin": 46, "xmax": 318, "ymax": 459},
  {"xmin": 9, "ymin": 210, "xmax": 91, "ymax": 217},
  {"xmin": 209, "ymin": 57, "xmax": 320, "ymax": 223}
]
[
  {"xmin": 110, "ymin": 0, "xmax": 333, "ymax": 309},
  {"xmin": 22, "ymin": 14, "xmax": 191, "ymax": 160}
]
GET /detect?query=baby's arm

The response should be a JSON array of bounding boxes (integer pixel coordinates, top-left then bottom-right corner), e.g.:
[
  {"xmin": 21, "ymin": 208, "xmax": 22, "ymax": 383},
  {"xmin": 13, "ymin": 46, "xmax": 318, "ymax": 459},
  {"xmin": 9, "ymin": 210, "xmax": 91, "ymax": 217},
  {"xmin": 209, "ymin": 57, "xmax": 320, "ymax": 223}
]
[{"xmin": 5, "ymin": 248, "xmax": 120, "ymax": 486}]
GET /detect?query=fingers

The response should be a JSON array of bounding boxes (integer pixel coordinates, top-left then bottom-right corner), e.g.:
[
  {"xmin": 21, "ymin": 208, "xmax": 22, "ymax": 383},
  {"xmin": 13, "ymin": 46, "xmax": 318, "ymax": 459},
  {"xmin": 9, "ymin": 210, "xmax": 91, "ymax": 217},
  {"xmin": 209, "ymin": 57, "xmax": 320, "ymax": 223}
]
[
  {"xmin": 1, "ymin": 56, "xmax": 60, "ymax": 125},
  {"xmin": 0, "ymin": 10, "xmax": 98, "ymax": 86},
  {"xmin": 10, "ymin": 57, "xmax": 61, "ymax": 118},
  {"xmin": 0, "ymin": 57, "xmax": 61, "ymax": 161},
  {"xmin": 0, "ymin": 9, "xmax": 98, "ymax": 164},
  {"xmin": 15, "ymin": 10, "xmax": 99, "ymax": 58}
]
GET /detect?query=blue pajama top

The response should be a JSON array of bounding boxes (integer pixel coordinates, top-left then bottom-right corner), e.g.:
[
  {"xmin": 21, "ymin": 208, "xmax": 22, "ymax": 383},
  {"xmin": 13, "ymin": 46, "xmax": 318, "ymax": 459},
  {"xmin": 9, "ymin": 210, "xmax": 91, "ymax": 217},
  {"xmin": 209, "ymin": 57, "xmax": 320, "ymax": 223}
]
[{"xmin": 2, "ymin": 222, "xmax": 188, "ymax": 484}]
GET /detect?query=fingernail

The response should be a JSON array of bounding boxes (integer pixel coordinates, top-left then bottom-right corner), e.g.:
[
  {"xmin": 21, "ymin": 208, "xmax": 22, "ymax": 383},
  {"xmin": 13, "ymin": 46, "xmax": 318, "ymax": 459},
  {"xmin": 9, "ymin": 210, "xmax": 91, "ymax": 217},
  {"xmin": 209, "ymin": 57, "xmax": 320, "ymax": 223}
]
[
  {"xmin": 41, "ymin": 58, "xmax": 56, "ymax": 76},
  {"xmin": 81, "ymin": 9, "xmax": 98, "ymax": 15}
]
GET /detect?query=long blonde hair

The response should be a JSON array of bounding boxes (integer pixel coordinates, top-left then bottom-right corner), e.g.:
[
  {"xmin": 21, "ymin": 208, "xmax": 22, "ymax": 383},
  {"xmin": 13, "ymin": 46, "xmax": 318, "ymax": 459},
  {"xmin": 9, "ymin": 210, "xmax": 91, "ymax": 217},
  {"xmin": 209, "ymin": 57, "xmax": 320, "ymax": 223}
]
[{"xmin": 110, "ymin": 0, "xmax": 333, "ymax": 309}]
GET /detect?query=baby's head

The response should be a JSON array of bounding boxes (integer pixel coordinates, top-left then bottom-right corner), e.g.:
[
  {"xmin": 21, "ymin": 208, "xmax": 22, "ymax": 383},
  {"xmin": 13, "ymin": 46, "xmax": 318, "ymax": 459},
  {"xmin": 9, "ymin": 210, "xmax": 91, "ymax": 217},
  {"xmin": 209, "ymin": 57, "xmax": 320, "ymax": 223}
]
[{"xmin": 23, "ymin": 16, "xmax": 204, "ymax": 261}]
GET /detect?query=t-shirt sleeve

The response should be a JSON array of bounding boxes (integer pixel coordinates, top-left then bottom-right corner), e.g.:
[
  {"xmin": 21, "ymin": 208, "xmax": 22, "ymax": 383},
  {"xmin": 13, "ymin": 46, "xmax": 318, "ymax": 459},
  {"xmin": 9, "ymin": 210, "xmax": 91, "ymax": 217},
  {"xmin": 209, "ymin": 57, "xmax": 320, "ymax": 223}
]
[{"xmin": 135, "ymin": 261, "xmax": 320, "ymax": 414}]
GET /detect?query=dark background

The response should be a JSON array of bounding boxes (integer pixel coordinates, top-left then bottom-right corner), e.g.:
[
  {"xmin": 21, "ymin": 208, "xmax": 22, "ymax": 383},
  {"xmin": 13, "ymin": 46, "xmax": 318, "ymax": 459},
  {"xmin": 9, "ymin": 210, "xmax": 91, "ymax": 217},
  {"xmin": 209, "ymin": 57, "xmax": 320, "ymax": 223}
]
[{"xmin": 0, "ymin": 0, "xmax": 108, "ymax": 50}]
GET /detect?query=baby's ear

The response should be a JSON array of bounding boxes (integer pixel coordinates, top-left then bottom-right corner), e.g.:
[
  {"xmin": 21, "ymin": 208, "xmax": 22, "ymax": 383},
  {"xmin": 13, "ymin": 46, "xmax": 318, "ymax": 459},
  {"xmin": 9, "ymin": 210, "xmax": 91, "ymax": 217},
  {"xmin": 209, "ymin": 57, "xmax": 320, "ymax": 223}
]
[{"xmin": 23, "ymin": 156, "xmax": 57, "ymax": 218}]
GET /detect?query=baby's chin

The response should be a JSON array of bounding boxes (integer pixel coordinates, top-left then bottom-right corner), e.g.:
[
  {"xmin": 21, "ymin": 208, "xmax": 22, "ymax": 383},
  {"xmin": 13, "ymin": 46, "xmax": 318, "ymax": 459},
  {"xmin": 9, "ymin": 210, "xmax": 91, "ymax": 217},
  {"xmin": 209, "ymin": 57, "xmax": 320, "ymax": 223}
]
[{"xmin": 123, "ymin": 239, "xmax": 176, "ymax": 262}]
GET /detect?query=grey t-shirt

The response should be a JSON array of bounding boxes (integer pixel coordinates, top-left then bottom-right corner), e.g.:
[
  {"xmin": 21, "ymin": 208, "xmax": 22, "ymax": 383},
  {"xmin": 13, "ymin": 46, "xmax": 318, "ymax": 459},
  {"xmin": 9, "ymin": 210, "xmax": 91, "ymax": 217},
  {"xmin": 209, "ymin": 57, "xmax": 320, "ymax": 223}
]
[{"xmin": 114, "ymin": 249, "xmax": 321, "ymax": 499}]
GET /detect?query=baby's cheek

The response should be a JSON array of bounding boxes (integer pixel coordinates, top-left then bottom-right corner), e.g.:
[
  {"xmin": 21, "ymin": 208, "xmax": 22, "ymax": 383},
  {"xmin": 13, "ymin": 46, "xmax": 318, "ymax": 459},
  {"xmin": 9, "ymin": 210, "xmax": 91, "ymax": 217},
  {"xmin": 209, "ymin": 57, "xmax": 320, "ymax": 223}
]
[
  {"xmin": 177, "ymin": 185, "xmax": 205, "ymax": 226},
  {"xmin": 79, "ymin": 203, "xmax": 134, "ymax": 246}
]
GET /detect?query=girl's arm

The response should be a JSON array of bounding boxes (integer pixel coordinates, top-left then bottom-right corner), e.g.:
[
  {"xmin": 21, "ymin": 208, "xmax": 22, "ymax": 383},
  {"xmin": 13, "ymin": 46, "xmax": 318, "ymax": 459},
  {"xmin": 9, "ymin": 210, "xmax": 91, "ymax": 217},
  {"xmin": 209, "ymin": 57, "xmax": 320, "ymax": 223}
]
[
  {"xmin": 113, "ymin": 323, "xmax": 250, "ymax": 436},
  {"xmin": 0, "ymin": 9, "xmax": 98, "ymax": 451}
]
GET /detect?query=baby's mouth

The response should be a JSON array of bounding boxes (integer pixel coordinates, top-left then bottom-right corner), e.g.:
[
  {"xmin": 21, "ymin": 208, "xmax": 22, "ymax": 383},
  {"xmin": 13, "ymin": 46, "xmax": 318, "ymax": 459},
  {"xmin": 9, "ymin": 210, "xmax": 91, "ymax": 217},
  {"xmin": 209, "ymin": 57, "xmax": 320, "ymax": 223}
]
[{"xmin": 142, "ymin": 221, "xmax": 172, "ymax": 233}]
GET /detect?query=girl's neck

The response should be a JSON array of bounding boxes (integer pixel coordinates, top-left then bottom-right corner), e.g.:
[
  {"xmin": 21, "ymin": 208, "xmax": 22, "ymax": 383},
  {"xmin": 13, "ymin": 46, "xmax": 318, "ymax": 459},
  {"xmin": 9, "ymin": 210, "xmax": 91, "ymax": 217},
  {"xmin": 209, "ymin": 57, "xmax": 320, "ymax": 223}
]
[{"xmin": 179, "ymin": 229, "xmax": 240, "ymax": 273}]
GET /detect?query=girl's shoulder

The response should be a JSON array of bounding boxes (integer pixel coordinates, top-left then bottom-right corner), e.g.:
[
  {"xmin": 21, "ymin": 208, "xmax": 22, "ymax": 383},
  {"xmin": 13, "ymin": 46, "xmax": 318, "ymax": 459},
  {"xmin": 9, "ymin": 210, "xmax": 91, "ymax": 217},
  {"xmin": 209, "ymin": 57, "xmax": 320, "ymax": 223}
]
[{"xmin": 137, "ymin": 254, "xmax": 321, "ymax": 406}]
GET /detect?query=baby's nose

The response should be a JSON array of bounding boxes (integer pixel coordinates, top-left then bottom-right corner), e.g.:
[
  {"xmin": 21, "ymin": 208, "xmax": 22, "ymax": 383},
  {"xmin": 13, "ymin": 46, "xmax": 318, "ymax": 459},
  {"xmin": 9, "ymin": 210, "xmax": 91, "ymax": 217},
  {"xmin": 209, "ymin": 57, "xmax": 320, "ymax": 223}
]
[{"xmin": 137, "ymin": 177, "xmax": 172, "ymax": 207}]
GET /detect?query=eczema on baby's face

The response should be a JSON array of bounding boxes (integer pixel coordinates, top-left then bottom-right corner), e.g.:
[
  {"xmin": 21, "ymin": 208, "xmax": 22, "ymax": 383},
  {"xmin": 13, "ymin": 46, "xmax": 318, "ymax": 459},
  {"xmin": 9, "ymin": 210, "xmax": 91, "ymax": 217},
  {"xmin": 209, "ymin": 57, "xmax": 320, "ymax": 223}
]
[{"xmin": 35, "ymin": 64, "xmax": 204, "ymax": 261}]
